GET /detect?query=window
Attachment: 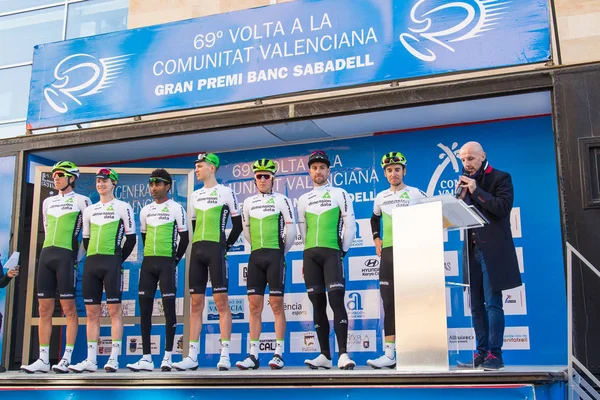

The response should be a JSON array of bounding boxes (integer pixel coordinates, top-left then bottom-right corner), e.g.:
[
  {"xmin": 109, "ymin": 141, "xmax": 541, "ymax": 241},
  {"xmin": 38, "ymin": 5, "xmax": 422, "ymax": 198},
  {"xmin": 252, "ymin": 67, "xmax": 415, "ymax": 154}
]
[
  {"xmin": 66, "ymin": 0, "xmax": 128, "ymax": 39},
  {"xmin": 579, "ymin": 137, "xmax": 600, "ymax": 209},
  {"xmin": 0, "ymin": 0, "xmax": 59, "ymax": 14},
  {"xmin": 0, "ymin": 6, "xmax": 64, "ymax": 65},
  {"xmin": 0, "ymin": 65, "xmax": 32, "ymax": 122},
  {"xmin": 0, "ymin": 121, "xmax": 26, "ymax": 139}
]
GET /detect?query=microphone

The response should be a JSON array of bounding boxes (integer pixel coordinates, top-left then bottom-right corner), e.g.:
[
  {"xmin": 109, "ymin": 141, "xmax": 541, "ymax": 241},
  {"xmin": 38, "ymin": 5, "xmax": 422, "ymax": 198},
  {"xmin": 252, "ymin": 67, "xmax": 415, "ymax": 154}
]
[{"xmin": 455, "ymin": 171, "xmax": 469, "ymax": 198}]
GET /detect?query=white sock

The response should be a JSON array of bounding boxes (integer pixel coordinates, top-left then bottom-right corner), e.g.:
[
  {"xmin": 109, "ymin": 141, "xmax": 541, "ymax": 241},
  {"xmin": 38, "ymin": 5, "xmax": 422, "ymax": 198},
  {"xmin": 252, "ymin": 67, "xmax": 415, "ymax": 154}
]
[
  {"xmin": 188, "ymin": 341, "xmax": 199, "ymax": 360},
  {"xmin": 163, "ymin": 351, "xmax": 172, "ymax": 361},
  {"xmin": 63, "ymin": 345, "xmax": 74, "ymax": 362},
  {"xmin": 384, "ymin": 342, "xmax": 395, "ymax": 359},
  {"xmin": 250, "ymin": 340, "xmax": 259, "ymax": 358},
  {"xmin": 275, "ymin": 339, "xmax": 284, "ymax": 356},
  {"xmin": 221, "ymin": 339, "xmax": 230, "ymax": 358},
  {"xmin": 110, "ymin": 340, "xmax": 121, "ymax": 359},
  {"xmin": 142, "ymin": 354, "xmax": 152, "ymax": 362},
  {"xmin": 87, "ymin": 341, "xmax": 98, "ymax": 363},
  {"xmin": 39, "ymin": 345, "xmax": 50, "ymax": 363}
]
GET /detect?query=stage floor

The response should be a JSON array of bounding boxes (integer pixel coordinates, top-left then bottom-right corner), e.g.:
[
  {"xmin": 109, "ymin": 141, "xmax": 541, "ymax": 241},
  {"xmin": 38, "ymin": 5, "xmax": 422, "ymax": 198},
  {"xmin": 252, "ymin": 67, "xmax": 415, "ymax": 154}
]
[{"xmin": 0, "ymin": 365, "xmax": 567, "ymax": 387}]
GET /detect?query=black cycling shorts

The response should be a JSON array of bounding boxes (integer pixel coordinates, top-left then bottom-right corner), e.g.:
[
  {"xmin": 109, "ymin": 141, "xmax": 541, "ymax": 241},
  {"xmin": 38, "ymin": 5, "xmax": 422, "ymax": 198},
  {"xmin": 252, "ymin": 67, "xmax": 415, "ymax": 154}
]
[
  {"xmin": 303, "ymin": 247, "xmax": 345, "ymax": 294},
  {"xmin": 82, "ymin": 255, "xmax": 123, "ymax": 305},
  {"xmin": 139, "ymin": 256, "xmax": 177, "ymax": 299},
  {"xmin": 37, "ymin": 247, "xmax": 77, "ymax": 300},
  {"xmin": 189, "ymin": 241, "xmax": 228, "ymax": 294},
  {"xmin": 379, "ymin": 247, "xmax": 394, "ymax": 288},
  {"xmin": 247, "ymin": 248, "xmax": 285, "ymax": 296}
]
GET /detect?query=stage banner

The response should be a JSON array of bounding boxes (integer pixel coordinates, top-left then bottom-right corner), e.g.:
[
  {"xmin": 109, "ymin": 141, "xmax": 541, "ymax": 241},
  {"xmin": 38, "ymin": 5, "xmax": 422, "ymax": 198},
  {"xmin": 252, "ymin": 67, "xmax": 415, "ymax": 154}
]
[
  {"xmin": 27, "ymin": 0, "xmax": 551, "ymax": 129},
  {"xmin": 0, "ymin": 156, "xmax": 16, "ymax": 363},
  {"xmin": 0, "ymin": 385, "xmax": 542, "ymax": 400},
  {"xmin": 106, "ymin": 115, "xmax": 564, "ymax": 368}
]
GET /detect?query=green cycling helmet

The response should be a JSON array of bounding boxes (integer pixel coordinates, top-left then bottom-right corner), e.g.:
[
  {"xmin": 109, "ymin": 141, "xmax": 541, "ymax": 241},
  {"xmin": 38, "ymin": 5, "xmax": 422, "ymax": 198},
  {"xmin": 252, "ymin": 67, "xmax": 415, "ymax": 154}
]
[
  {"xmin": 52, "ymin": 160, "xmax": 80, "ymax": 178},
  {"xmin": 252, "ymin": 159, "xmax": 278, "ymax": 174},
  {"xmin": 96, "ymin": 167, "xmax": 119, "ymax": 182},
  {"xmin": 381, "ymin": 152, "xmax": 407, "ymax": 168}
]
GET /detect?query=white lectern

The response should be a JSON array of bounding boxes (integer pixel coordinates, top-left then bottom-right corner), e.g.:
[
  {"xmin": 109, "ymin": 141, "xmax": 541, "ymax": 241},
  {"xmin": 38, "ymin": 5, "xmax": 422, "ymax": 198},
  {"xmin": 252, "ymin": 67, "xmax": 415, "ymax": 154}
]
[{"xmin": 392, "ymin": 195, "xmax": 487, "ymax": 371}]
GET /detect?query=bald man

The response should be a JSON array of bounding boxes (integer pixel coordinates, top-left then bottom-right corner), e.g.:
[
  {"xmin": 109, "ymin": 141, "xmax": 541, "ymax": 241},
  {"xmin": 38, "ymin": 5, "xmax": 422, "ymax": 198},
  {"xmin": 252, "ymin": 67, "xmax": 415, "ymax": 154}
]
[{"xmin": 457, "ymin": 142, "xmax": 521, "ymax": 371}]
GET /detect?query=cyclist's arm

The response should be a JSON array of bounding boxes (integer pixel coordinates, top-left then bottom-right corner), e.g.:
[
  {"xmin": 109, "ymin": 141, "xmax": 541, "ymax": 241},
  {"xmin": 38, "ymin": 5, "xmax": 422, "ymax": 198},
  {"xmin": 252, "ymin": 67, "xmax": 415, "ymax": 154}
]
[
  {"xmin": 139, "ymin": 205, "xmax": 148, "ymax": 248},
  {"xmin": 82, "ymin": 207, "xmax": 91, "ymax": 251},
  {"xmin": 297, "ymin": 195, "xmax": 307, "ymax": 243},
  {"xmin": 371, "ymin": 194, "xmax": 382, "ymax": 240},
  {"xmin": 120, "ymin": 203, "xmax": 137, "ymax": 262},
  {"xmin": 279, "ymin": 196, "xmax": 296, "ymax": 254},
  {"xmin": 337, "ymin": 189, "xmax": 356, "ymax": 253},
  {"xmin": 242, "ymin": 199, "xmax": 251, "ymax": 247},
  {"xmin": 76, "ymin": 196, "xmax": 92, "ymax": 260},
  {"xmin": 225, "ymin": 189, "xmax": 242, "ymax": 251},
  {"xmin": 174, "ymin": 203, "xmax": 189, "ymax": 262},
  {"xmin": 41, "ymin": 198, "xmax": 50, "ymax": 234}
]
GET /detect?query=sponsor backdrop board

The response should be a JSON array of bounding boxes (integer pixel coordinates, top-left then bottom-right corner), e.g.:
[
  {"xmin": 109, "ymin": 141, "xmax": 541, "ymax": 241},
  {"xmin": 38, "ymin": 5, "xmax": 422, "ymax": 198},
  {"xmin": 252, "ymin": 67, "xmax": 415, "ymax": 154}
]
[
  {"xmin": 27, "ymin": 0, "xmax": 551, "ymax": 129},
  {"xmin": 0, "ymin": 385, "xmax": 561, "ymax": 400},
  {"xmin": 0, "ymin": 156, "xmax": 17, "ymax": 362},
  {"xmin": 56, "ymin": 116, "xmax": 564, "ymax": 367}
]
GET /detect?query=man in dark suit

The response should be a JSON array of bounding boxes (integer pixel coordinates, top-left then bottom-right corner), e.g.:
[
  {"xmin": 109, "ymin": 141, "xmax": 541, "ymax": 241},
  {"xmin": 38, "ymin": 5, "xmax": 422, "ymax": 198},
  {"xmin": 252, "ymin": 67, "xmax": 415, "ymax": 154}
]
[
  {"xmin": 0, "ymin": 258, "xmax": 19, "ymax": 373},
  {"xmin": 458, "ymin": 141, "xmax": 522, "ymax": 371}
]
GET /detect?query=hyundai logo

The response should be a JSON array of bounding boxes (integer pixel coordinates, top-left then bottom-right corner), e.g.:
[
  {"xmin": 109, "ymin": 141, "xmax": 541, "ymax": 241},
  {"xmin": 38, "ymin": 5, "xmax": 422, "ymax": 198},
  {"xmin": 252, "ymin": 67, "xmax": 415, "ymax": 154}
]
[{"xmin": 364, "ymin": 259, "xmax": 380, "ymax": 267}]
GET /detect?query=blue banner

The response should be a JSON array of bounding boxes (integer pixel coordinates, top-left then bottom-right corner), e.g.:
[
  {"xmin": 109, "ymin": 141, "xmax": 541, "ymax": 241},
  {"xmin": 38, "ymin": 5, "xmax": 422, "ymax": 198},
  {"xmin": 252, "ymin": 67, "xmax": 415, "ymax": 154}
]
[
  {"xmin": 0, "ymin": 156, "xmax": 16, "ymax": 363},
  {"xmin": 27, "ymin": 0, "xmax": 551, "ymax": 129},
  {"xmin": 62, "ymin": 115, "xmax": 562, "ymax": 369},
  {"xmin": 0, "ymin": 385, "xmax": 543, "ymax": 400}
]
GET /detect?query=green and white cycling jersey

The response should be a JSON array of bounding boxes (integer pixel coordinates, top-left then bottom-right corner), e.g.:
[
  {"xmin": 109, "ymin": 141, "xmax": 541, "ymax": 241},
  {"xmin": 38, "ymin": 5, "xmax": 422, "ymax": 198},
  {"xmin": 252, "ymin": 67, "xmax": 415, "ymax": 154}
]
[
  {"xmin": 42, "ymin": 191, "xmax": 91, "ymax": 252},
  {"xmin": 140, "ymin": 199, "xmax": 188, "ymax": 257},
  {"xmin": 373, "ymin": 186, "xmax": 427, "ymax": 248},
  {"xmin": 297, "ymin": 184, "xmax": 356, "ymax": 251},
  {"xmin": 82, "ymin": 198, "xmax": 136, "ymax": 256},
  {"xmin": 190, "ymin": 184, "xmax": 239, "ymax": 244},
  {"xmin": 242, "ymin": 192, "xmax": 296, "ymax": 253}
]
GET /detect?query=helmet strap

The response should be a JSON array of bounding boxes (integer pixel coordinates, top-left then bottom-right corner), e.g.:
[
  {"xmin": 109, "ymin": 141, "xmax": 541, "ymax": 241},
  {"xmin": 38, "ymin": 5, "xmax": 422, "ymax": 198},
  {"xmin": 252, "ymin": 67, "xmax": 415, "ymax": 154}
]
[{"xmin": 58, "ymin": 175, "xmax": 73, "ymax": 193}]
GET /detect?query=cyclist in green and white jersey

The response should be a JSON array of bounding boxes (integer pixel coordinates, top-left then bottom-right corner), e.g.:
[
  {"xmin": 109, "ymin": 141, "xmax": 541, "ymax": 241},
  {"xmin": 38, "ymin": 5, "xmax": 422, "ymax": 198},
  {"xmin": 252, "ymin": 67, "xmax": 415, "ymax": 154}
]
[
  {"xmin": 69, "ymin": 168, "xmax": 137, "ymax": 373},
  {"xmin": 21, "ymin": 161, "xmax": 91, "ymax": 374},
  {"xmin": 173, "ymin": 153, "xmax": 242, "ymax": 372},
  {"xmin": 297, "ymin": 150, "xmax": 357, "ymax": 370},
  {"xmin": 126, "ymin": 169, "xmax": 189, "ymax": 372},
  {"xmin": 236, "ymin": 159, "xmax": 296, "ymax": 370},
  {"xmin": 367, "ymin": 152, "xmax": 426, "ymax": 369}
]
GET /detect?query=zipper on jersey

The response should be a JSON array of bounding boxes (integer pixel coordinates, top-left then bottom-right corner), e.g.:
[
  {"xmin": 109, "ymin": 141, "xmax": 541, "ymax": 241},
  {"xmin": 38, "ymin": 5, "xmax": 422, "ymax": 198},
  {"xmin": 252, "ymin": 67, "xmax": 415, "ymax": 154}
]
[
  {"xmin": 201, "ymin": 209, "xmax": 206, "ymax": 240},
  {"xmin": 315, "ymin": 214, "xmax": 320, "ymax": 247},
  {"xmin": 153, "ymin": 226, "xmax": 157, "ymax": 256},
  {"xmin": 259, "ymin": 218, "xmax": 263, "ymax": 249},
  {"xmin": 96, "ymin": 225, "xmax": 102, "ymax": 254}
]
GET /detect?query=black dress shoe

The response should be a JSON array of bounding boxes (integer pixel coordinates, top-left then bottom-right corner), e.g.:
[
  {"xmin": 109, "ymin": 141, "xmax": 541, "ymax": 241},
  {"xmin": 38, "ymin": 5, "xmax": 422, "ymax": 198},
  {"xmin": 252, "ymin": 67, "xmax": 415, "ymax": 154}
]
[{"xmin": 0, "ymin": 365, "xmax": 7, "ymax": 373}]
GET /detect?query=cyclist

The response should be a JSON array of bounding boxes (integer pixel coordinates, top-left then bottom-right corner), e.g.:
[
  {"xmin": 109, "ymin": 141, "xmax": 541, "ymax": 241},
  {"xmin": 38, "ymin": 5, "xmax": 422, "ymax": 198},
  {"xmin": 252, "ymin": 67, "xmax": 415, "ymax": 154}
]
[
  {"xmin": 126, "ymin": 169, "xmax": 189, "ymax": 372},
  {"xmin": 173, "ymin": 153, "xmax": 242, "ymax": 371},
  {"xmin": 367, "ymin": 152, "xmax": 426, "ymax": 369},
  {"xmin": 69, "ymin": 168, "xmax": 136, "ymax": 373},
  {"xmin": 21, "ymin": 161, "xmax": 90, "ymax": 373},
  {"xmin": 236, "ymin": 159, "xmax": 296, "ymax": 370},
  {"xmin": 297, "ymin": 150, "xmax": 357, "ymax": 370}
]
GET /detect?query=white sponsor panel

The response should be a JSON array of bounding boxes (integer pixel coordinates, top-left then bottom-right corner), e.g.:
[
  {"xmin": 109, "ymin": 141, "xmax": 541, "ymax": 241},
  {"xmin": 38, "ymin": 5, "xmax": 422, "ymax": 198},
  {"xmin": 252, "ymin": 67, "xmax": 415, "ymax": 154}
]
[
  {"xmin": 463, "ymin": 289, "xmax": 471, "ymax": 317},
  {"xmin": 239, "ymin": 263, "xmax": 248, "ymax": 287},
  {"xmin": 444, "ymin": 251, "xmax": 459, "ymax": 277},
  {"xmin": 246, "ymin": 332, "xmax": 277, "ymax": 354},
  {"xmin": 446, "ymin": 287, "xmax": 452, "ymax": 317},
  {"xmin": 290, "ymin": 331, "xmax": 319, "ymax": 353},
  {"xmin": 152, "ymin": 297, "xmax": 184, "ymax": 317},
  {"xmin": 511, "ymin": 208, "xmax": 522, "ymax": 238},
  {"xmin": 126, "ymin": 335, "xmax": 161, "ymax": 355},
  {"xmin": 289, "ymin": 233, "xmax": 305, "ymax": 253},
  {"xmin": 100, "ymin": 299, "xmax": 135, "ymax": 317},
  {"xmin": 97, "ymin": 336, "xmax": 115, "ymax": 356},
  {"xmin": 292, "ymin": 259, "xmax": 304, "ymax": 284},
  {"xmin": 503, "ymin": 284, "xmax": 527, "ymax": 315},
  {"xmin": 516, "ymin": 247, "xmax": 524, "ymax": 273},
  {"xmin": 503, "ymin": 326, "xmax": 530, "ymax": 350},
  {"xmin": 335, "ymin": 330, "xmax": 377, "ymax": 352},
  {"xmin": 348, "ymin": 255, "xmax": 380, "ymax": 281},
  {"xmin": 174, "ymin": 334, "xmax": 184, "ymax": 354},
  {"xmin": 205, "ymin": 333, "xmax": 242, "ymax": 354},
  {"xmin": 262, "ymin": 292, "xmax": 312, "ymax": 322},
  {"xmin": 334, "ymin": 289, "xmax": 380, "ymax": 320},
  {"xmin": 447, "ymin": 328, "xmax": 476, "ymax": 351},
  {"xmin": 203, "ymin": 295, "xmax": 249, "ymax": 323}
]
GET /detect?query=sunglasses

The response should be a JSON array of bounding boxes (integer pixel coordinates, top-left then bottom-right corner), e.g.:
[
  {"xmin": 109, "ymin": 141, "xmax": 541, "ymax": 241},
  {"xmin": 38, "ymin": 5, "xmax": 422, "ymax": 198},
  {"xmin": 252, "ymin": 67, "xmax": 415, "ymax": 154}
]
[
  {"xmin": 310, "ymin": 150, "xmax": 326, "ymax": 156},
  {"xmin": 52, "ymin": 172, "xmax": 70, "ymax": 178},
  {"xmin": 149, "ymin": 177, "xmax": 171, "ymax": 184},
  {"xmin": 96, "ymin": 168, "xmax": 112, "ymax": 176},
  {"xmin": 383, "ymin": 156, "xmax": 404, "ymax": 165},
  {"xmin": 255, "ymin": 174, "xmax": 273, "ymax": 181}
]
